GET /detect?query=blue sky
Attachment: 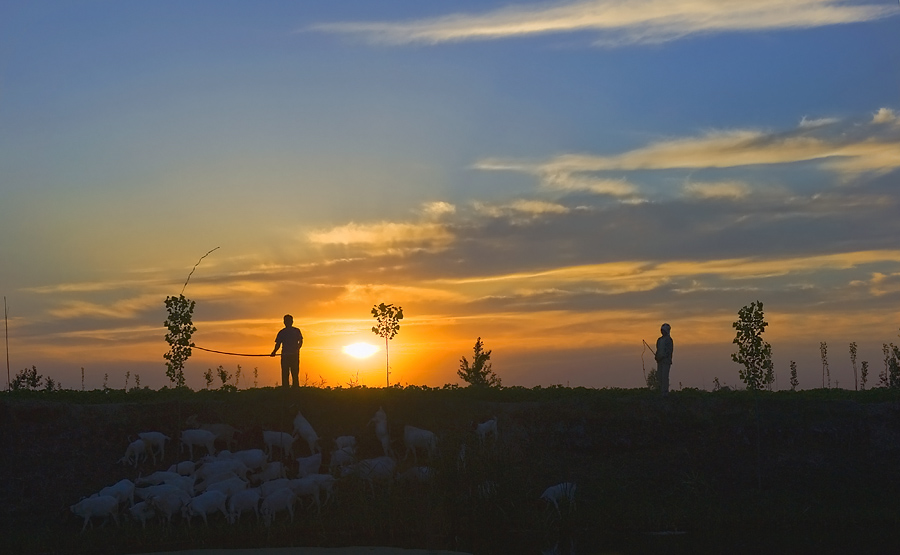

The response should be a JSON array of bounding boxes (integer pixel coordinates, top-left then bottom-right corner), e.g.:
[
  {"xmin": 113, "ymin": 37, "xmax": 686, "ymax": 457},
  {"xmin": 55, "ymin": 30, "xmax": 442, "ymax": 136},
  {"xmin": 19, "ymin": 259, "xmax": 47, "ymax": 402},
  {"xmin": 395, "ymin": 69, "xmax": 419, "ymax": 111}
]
[{"xmin": 1, "ymin": 1, "xmax": 899, "ymax": 390}]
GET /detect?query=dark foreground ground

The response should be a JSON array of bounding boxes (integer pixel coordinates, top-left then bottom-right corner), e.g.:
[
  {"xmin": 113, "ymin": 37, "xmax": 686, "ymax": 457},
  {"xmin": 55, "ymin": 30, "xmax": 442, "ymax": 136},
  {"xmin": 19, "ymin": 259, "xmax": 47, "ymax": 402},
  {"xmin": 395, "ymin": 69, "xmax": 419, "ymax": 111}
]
[{"xmin": 2, "ymin": 385, "xmax": 900, "ymax": 555}]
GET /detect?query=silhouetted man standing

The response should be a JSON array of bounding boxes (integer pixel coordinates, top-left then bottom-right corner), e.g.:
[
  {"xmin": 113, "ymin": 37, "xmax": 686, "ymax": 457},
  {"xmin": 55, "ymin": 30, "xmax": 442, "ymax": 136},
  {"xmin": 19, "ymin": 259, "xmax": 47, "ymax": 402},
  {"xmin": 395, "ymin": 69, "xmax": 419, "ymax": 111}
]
[
  {"xmin": 655, "ymin": 323, "xmax": 673, "ymax": 395},
  {"xmin": 271, "ymin": 314, "xmax": 303, "ymax": 388}
]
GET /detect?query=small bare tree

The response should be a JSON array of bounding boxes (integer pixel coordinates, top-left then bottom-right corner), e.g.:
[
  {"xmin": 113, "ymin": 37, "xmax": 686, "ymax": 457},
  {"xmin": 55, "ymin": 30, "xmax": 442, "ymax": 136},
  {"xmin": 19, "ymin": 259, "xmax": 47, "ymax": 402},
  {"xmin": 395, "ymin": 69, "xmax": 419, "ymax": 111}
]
[{"xmin": 371, "ymin": 303, "xmax": 403, "ymax": 387}]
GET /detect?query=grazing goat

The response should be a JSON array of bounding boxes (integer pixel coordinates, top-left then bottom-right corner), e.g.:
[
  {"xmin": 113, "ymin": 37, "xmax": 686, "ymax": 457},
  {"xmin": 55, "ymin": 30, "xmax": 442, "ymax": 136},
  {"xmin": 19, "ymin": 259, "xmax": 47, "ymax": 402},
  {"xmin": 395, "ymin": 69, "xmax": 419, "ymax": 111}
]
[
  {"xmin": 167, "ymin": 460, "xmax": 196, "ymax": 476},
  {"xmin": 403, "ymin": 425, "xmax": 437, "ymax": 464},
  {"xmin": 194, "ymin": 458, "xmax": 249, "ymax": 482},
  {"xmin": 136, "ymin": 471, "xmax": 181, "ymax": 486},
  {"xmin": 262, "ymin": 430, "xmax": 296, "ymax": 460},
  {"xmin": 182, "ymin": 490, "xmax": 228, "ymax": 526},
  {"xmin": 70, "ymin": 495, "xmax": 119, "ymax": 532},
  {"xmin": 475, "ymin": 417, "xmax": 499, "ymax": 445},
  {"xmin": 181, "ymin": 429, "xmax": 217, "ymax": 459},
  {"xmin": 135, "ymin": 483, "xmax": 186, "ymax": 502},
  {"xmin": 227, "ymin": 487, "xmax": 261, "ymax": 524},
  {"xmin": 250, "ymin": 461, "xmax": 287, "ymax": 484},
  {"xmin": 540, "ymin": 482, "xmax": 576, "ymax": 515},
  {"xmin": 341, "ymin": 456, "xmax": 396, "ymax": 495},
  {"xmin": 138, "ymin": 431, "xmax": 170, "ymax": 463},
  {"xmin": 296, "ymin": 452, "xmax": 322, "ymax": 478},
  {"xmin": 292, "ymin": 410, "xmax": 321, "ymax": 454},
  {"xmin": 334, "ymin": 435, "xmax": 357, "ymax": 451},
  {"xmin": 118, "ymin": 438, "xmax": 147, "ymax": 468},
  {"xmin": 329, "ymin": 446, "xmax": 355, "ymax": 470},
  {"xmin": 229, "ymin": 448, "xmax": 268, "ymax": 471},
  {"xmin": 259, "ymin": 478, "xmax": 292, "ymax": 498},
  {"xmin": 288, "ymin": 477, "xmax": 321, "ymax": 512},
  {"xmin": 186, "ymin": 414, "xmax": 240, "ymax": 450},
  {"xmin": 98, "ymin": 478, "xmax": 135, "ymax": 507},
  {"xmin": 205, "ymin": 476, "xmax": 248, "ymax": 498},
  {"xmin": 260, "ymin": 488, "xmax": 296, "ymax": 526},
  {"xmin": 127, "ymin": 501, "xmax": 156, "ymax": 528},
  {"xmin": 194, "ymin": 471, "xmax": 242, "ymax": 493},
  {"xmin": 147, "ymin": 489, "xmax": 191, "ymax": 525},
  {"xmin": 369, "ymin": 407, "xmax": 393, "ymax": 458},
  {"xmin": 306, "ymin": 473, "xmax": 336, "ymax": 505}
]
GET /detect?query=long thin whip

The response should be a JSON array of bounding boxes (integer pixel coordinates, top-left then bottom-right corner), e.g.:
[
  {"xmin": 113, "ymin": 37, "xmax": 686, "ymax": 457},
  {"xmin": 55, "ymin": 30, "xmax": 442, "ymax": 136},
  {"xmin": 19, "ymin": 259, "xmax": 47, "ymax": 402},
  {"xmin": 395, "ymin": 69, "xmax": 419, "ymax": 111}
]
[
  {"xmin": 193, "ymin": 346, "xmax": 273, "ymax": 357},
  {"xmin": 641, "ymin": 339, "xmax": 656, "ymax": 383},
  {"xmin": 4, "ymin": 297, "xmax": 9, "ymax": 391}
]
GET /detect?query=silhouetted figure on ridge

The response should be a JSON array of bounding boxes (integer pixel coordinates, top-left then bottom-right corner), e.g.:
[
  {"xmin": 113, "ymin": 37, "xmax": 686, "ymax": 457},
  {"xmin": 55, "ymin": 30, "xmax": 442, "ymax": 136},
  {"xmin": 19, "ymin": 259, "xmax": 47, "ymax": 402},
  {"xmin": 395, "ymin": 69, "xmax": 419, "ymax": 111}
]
[
  {"xmin": 271, "ymin": 314, "xmax": 303, "ymax": 388},
  {"xmin": 655, "ymin": 323, "xmax": 673, "ymax": 395}
]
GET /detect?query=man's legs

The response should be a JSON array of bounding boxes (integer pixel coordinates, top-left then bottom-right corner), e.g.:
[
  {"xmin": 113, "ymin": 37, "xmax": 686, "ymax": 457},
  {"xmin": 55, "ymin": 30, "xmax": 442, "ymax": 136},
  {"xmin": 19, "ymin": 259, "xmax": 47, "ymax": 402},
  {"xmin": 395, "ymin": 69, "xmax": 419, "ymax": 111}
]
[
  {"xmin": 289, "ymin": 357, "xmax": 300, "ymax": 388},
  {"xmin": 658, "ymin": 363, "xmax": 670, "ymax": 395},
  {"xmin": 280, "ymin": 357, "xmax": 291, "ymax": 388}
]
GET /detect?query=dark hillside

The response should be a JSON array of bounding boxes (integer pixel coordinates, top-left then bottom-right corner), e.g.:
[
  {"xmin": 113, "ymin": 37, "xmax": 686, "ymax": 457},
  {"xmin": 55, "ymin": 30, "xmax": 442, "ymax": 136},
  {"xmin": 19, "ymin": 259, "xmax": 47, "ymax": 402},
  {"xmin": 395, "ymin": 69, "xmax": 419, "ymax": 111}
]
[{"xmin": 3, "ymin": 386, "xmax": 900, "ymax": 554}]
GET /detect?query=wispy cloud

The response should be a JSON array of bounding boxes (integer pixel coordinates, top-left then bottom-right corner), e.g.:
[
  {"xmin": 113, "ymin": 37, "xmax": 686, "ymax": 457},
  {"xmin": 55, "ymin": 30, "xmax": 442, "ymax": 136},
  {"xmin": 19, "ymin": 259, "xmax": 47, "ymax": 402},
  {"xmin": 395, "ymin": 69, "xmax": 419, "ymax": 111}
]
[
  {"xmin": 476, "ymin": 112, "xmax": 900, "ymax": 193},
  {"xmin": 473, "ymin": 199, "xmax": 570, "ymax": 219},
  {"xmin": 309, "ymin": 0, "xmax": 895, "ymax": 46},
  {"xmin": 682, "ymin": 180, "xmax": 751, "ymax": 199},
  {"xmin": 307, "ymin": 221, "xmax": 454, "ymax": 253}
]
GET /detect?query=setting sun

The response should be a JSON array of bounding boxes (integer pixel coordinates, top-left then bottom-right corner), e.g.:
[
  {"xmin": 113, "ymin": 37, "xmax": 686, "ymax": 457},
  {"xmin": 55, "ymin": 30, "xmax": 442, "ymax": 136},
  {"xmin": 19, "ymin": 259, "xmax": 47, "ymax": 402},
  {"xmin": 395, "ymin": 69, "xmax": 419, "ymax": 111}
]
[{"xmin": 342, "ymin": 342, "xmax": 379, "ymax": 359}]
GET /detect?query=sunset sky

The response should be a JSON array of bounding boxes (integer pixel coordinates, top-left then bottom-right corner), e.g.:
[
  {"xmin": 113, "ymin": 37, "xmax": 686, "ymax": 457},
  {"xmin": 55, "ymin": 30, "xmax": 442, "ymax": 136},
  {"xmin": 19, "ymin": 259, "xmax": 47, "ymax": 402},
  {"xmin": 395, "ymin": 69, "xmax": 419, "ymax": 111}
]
[{"xmin": 2, "ymin": 1, "xmax": 899, "ymax": 391}]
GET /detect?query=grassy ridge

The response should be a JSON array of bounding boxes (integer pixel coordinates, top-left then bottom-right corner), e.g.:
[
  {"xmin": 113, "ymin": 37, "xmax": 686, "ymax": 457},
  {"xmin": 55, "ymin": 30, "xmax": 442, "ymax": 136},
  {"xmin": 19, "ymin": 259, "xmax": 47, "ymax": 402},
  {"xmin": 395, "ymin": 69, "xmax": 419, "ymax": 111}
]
[{"xmin": 3, "ymin": 386, "xmax": 900, "ymax": 554}]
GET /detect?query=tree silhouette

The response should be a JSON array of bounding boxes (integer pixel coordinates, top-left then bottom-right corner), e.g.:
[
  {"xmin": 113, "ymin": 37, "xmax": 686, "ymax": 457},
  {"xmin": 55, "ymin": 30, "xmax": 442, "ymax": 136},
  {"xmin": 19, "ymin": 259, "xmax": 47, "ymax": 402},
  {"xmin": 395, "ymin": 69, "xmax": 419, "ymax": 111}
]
[
  {"xmin": 731, "ymin": 300, "xmax": 774, "ymax": 391},
  {"xmin": 458, "ymin": 337, "xmax": 501, "ymax": 388},
  {"xmin": 371, "ymin": 303, "xmax": 403, "ymax": 387}
]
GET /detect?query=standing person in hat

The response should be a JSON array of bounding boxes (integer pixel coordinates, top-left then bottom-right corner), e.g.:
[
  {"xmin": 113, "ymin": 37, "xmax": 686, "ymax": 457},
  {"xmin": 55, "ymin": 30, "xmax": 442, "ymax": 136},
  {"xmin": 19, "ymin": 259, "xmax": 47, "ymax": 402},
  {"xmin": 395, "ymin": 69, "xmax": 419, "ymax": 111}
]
[
  {"xmin": 655, "ymin": 323, "xmax": 673, "ymax": 395},
  {"xmin": 271, "ymin": 314, "xmax": 303, "ymax": 388}
]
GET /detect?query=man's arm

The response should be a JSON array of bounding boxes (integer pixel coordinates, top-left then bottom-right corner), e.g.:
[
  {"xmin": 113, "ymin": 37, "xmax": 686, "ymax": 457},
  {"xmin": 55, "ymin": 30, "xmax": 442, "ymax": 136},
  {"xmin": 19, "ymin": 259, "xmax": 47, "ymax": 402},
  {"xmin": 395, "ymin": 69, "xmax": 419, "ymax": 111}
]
[{"xmin": 271, "ymin": 330, "xmax": 282, "ymax": 357}]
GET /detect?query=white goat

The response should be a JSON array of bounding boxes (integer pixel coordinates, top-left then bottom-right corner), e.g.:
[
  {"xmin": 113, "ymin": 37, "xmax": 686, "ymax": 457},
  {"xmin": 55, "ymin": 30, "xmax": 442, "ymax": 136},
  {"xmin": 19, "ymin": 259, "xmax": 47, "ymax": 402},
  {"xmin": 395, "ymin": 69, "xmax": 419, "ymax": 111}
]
[
  {"xmin": 250, "ymin": 461, "xmax": 287, "ymax": 484},
  {"xmin": 370, "ymin": 407, "xmax": 393, "ymax": 457},
  {"xmin": 162, "ymin": 474, "xmax": 195, "ymax": 497},
  {"xmin": 135, "ymin": 483, "xmax": 186, "ymax": 502},
  {"xmin": 334, "ymin": 435, "xmax": 357, "ymax": 451},
  {"xmin": 71, "ymin": 495, "xmax": 120, "ymax": 532},
  {"xmin": 136, "ymin": 471, "xmax": 181, "ymax": 486},
  {"xmin": 540, "ymin": 482, "xmax": 577, "ymax": 515},
  {"xmin": 227, "ymin": 487, "xmax": 261, "ymax": 524},
  {"xmin": 329, "ymin": 446, "xmax": 356, "ymax": 470},
  {"xmin": 259, "ymin": 478, "xmax": 292, "ymax": 498},
  {"xmin": 292, "ymin": 410, "xmax": 321, "ymax": 454},
  {"xmin": 194, "ymin": 458, "xmax": 249, "ymax": 482},
  {"xmin": 167, "ymin": 460, "xmax": 196, "ymax": 476},
  {"xmin": 138, "ymin": 431, "xmax": 170, "ymax": 463},
  {"xmin": 181, "ymin": 429, "xmax": 217, "ymax": 459},
  {"xmin": 127, "ymin": 501, "xmax": 156, "ymax": 528},
  {"xmin": 230, "ymin": 448, "xmax": 268, "ymax": 471},
  {"xmin": 262, "ymin": 430, "xmax": 296, "ymax": 460},
  {"xmin": 296, "ymin": 452, "xmax": 322, "ymax": 478},
  {"xmin": 306, "ymin": 473, "xmax": 336, "ymax": 505},
  {"xmin": 288, "ymin": 477, "xmax": 321, "ymax": 512},
  {"xmin": 205, "ymin": 476, "xmax": 248, "ymax": 498},
  {"xmin": 341, "ymin": 456, "xmax": 396, "ymax": 495},
  {"xmin": 475, "ymin": 417, "xmax": 499, "ymax": 445},
  {"xmin": 118, "ymin": 438, "xmax": 147, "ymax": 468},
  {"xmin": 99, "ymin": 478, "xmax": 135, "ymax": 507},
  {"xmin": 182, "ymin": 490, "xmax": 228, "ymax": 526},
  {"xmin": 186, "ymin": 414, "xmax": 240, "ymax": 450},
  {"xmin": 147, "ymin": 489, "xmax": 191, "ymax": 525},
  {"xmin": 403, "ymin": 425, "xmax": 437, "ymax": 464},
  {"xmin": 194, "ymin": 471, "xmax": 242, "ymax": 493},
  {"xmin": 260, "ymin": 488, "xmax": 296, "ymax": 526}
]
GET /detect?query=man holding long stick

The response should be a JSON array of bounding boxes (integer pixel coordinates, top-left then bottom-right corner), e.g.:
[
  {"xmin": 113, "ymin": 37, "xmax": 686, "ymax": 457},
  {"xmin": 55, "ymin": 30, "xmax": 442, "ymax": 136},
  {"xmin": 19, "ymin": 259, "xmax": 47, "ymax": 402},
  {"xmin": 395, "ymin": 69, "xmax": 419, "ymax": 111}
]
[
  {"xmin": 655, "ymin": 323, "xmax": 674, "ymax": 395},
  {"xmin": 271, "ymin": 314, "xmax": 303, "ymax": 388}
]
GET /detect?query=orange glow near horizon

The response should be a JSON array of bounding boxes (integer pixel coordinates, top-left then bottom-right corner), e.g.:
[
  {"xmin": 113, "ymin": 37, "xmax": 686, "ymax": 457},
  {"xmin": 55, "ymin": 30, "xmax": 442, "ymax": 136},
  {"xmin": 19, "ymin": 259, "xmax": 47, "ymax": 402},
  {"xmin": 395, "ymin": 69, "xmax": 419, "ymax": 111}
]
[{"xmin": 342, "ymin": 342, "xmax": 379, "ymax": 358}]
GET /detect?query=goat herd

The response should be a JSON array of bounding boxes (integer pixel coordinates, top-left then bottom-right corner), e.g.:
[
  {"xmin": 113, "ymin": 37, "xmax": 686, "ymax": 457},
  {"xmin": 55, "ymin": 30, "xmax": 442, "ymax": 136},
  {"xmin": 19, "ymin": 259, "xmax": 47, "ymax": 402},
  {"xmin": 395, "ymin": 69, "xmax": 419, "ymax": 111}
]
[{"xmin": 69, "ymin": 405, "xmax": 575, "ymax": 534}]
